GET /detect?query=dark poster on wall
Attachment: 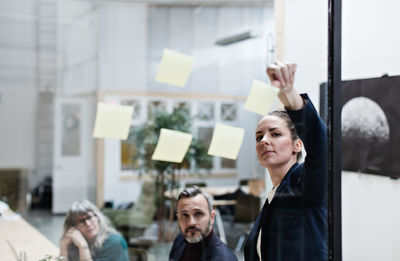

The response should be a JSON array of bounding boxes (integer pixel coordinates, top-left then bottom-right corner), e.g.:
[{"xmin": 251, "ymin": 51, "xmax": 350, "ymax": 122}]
[{"xmin": 320, "ymin": 75, "xmax": 400, "ymax": 179}]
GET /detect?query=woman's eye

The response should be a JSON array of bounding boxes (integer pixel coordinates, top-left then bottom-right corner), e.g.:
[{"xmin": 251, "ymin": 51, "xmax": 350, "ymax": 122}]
[
  {"xmin": 256, "ymin": 136, "xmax": 263, "ymax": 142},
  {"xmin": 272, "ymin": 133, "xmax": 281, "ymax": 137}
]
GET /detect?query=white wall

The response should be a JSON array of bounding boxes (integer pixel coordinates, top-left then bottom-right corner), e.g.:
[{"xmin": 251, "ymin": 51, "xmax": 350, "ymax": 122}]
[
  {"xmin": 283, "ymin": 0, "xmax": 328, "ymax": 108},
  {"xmin": 98, "ymin": 3, "xmax": 148, "ymax": 91},
  {"xmin": 0, "ymin": 1, "xmax": 37, "ymax": 171},
  {"xmin": 0, "ymin": 83, "xmax": 37, "ymax": 169},
  {"xmin": 342, "ymin": 0, "xmax": 400, "ymax": 80},
  {"xmin": 57, "ymin": 0, "xmax": 98, "ymax": 96},
  {"xmin": 283, "ymin": 0, "xmax": 400, "ymax": 260},
  {"xmin": 342, "ymin": 171, "xmax": 400, "ymax": 261}
]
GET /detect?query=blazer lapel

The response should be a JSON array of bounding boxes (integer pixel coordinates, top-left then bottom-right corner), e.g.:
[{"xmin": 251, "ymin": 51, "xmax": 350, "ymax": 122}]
[{"xmin": 245, "ymin": 199, "xmax": 270, "ymax": 260}]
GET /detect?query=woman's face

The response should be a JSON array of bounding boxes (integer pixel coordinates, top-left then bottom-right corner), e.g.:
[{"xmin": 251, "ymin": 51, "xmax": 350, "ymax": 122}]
[
  {"xmin": 255, "ymin": 115, "xmax": 300, "ymax": 169},
  {"xmin": 75, "ymin": 212, "xmax": 99, "ymax": 240}
]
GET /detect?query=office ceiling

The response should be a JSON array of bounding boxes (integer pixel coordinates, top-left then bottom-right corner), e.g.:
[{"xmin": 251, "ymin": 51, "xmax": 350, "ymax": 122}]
[{"xmin": 78, "ymin": 0, "xmax": 272, "ymax": 6}]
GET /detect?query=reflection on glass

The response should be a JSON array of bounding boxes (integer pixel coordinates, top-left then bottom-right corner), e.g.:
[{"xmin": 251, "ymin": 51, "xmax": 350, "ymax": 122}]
[
  {"xmin": 2, "ymin": 0, "xmax": 336, "ymax": 260},
  {"xmin": 61, "ymin": 104, "xmax": 81, "ymax": 156}
]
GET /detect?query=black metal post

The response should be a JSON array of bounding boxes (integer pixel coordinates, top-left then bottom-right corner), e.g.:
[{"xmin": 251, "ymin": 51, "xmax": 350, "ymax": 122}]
[{"xmin": 328, "ymin": 0, "xmax": 342, "ymax": 260}]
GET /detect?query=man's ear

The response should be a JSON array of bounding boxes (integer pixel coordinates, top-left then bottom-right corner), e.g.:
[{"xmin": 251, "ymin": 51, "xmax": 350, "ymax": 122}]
[
  {"xmin": 293, "ymin": 139, "xmax": 302, "ymax": 153},
  {"xmin": 210, "ymin": 210, "xmax": 216, "ymax": 225}
]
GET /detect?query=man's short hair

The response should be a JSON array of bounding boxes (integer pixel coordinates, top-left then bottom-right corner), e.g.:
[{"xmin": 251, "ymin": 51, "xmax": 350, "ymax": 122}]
[{"xmin": 176, "ymin": 186, "xmax": 213, "ymax": 213}]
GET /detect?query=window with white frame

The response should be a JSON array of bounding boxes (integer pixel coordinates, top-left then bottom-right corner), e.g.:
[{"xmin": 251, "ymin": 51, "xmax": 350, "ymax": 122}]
[
  {"xmin": 120, "ymin": 98, "xmax": 143, "ymax": 170},
  {"xmin": 121, "ymin": 99, "xmax": 142, "ymax": 120},
  {"xmin": 120, "ymin": 96, "xmax": 239, "ymax": 174},
  {"xmin": 197, "ymin": 102, "xmax": 214, "ymax": 121},
  {"xmin": 220, "ymin": 103, "xmax": 237, "ymax": 122}
]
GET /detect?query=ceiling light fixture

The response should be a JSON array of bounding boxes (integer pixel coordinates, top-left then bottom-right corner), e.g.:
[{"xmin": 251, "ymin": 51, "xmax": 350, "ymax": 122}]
[{"xmin": 215, "ymin": 31, "xmax": 257, "ymax": 46}]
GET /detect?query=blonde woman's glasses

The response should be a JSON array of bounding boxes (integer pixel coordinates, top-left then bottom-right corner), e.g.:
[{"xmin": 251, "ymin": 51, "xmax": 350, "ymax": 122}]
[{"xmin": 76, "ymin": 214, "xmax": 96, "ymax": 228}]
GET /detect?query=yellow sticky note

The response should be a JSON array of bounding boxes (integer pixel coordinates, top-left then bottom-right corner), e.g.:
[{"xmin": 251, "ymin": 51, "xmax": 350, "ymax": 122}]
[
  {"xmin": 155, "ymin": 48, "xmax": 194, "ymax": 87},
  {"xmin": 152, "ymin": 129, "xmax": 193, "ymax": 163},
  {"xmin": 92, "ymin": 103, "xmax": 133, "ymax": 140},
  {"xmin": 244, "ymin": 79, "xmax": 280, "ymax": 116},
  {"xmin": 208, "ymin": 123, "xmax": 244, "ymax": 160}
]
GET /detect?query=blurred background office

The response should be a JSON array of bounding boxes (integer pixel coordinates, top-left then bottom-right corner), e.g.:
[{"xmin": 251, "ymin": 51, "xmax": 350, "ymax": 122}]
[{"xmin": 0, "ymin": 0, "xmax": 399, "ymax": 260}]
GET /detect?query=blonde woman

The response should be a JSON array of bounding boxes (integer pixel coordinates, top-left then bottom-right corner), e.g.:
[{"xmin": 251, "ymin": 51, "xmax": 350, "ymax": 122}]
[{"xmin": 60, "ymin": 200, "xmax": 129, "ymax": 261}]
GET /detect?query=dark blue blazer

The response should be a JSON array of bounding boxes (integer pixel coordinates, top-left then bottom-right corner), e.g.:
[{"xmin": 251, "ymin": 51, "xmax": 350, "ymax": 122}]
[
  {"xmin": 169, "ymin": 232, "xmax": 238, "ymax": 261},
  {"xmin": 244, "ymin": 95, "xmax": 328, "ymax": 261}
]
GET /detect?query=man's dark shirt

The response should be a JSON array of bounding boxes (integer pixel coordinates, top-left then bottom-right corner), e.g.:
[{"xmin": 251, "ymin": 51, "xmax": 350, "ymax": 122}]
[{"xmin": 169, "ymin": 231, "xmax": 238, "ymax": 261}]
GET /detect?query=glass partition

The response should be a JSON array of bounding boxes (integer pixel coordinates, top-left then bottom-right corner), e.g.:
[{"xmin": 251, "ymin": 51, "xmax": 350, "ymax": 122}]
[{"xmin": 0, "ymin": 0, "xmax": 340, "ymax": 260}]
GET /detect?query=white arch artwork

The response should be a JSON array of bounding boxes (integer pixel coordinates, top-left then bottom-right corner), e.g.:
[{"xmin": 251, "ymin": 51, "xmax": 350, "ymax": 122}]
[
  {"xmin": 341, "ymin": 96, "xmax": 391, "ymax": 175},
  {"xmin": 341, "ymin": 96, "xmax": 390, "ymax": 143}
]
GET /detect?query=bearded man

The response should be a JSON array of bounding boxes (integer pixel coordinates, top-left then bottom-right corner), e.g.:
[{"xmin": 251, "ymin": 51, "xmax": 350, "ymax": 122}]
[{"xmin": 169, "ymin": 186, "xmax": 238, "ymax": 261}]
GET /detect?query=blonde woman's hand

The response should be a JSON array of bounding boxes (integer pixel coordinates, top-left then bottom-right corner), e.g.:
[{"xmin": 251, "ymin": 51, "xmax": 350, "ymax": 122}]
[
  {"xmin": 63, "ymin": 227, "xmax": 89, "ymax": 249},
  {"xmin": 60, "ymin": 233, "xmax": 72, "ymax": 254}
]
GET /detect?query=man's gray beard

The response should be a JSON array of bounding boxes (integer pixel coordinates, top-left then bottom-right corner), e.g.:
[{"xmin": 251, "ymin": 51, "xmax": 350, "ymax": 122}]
[{"xmin": 180, "ymin": 219, "xmax": 212, "ymax": 244}]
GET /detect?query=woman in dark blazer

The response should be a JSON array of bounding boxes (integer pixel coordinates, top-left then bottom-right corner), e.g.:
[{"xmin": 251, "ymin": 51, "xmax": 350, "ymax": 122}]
[{"xmin": 244, "ymin": 61, "xmax": 328, "ymax": 261}]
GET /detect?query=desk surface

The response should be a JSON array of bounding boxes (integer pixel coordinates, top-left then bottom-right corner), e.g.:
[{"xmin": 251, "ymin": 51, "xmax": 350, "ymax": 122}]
[{"xmin": 0, "ymin": 210, "xmax": 59, "ymax": 261}]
